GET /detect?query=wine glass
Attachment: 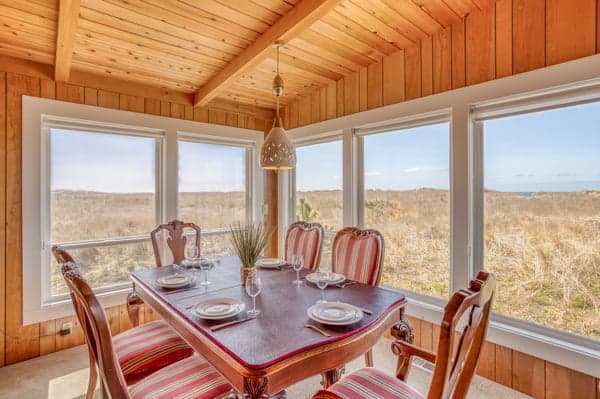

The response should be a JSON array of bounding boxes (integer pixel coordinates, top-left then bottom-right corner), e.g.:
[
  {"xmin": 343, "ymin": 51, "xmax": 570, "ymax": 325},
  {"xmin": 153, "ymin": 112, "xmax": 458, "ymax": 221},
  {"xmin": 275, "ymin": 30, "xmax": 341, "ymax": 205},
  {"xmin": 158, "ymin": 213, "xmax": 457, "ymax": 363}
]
[
  {"xmin": 316, "ymin": 271, "xmax": 329, "ymax": 303},
  {"xmin": 292, "ymin": 254, "xmax": 304, "ymax": 286},
  {"xmin": 245, "ymin": 275, "xmax": 263, "ymax": 317},
  {"xmin": 199, "ymin": 259, "xmax": 214, "ymax": 286}
]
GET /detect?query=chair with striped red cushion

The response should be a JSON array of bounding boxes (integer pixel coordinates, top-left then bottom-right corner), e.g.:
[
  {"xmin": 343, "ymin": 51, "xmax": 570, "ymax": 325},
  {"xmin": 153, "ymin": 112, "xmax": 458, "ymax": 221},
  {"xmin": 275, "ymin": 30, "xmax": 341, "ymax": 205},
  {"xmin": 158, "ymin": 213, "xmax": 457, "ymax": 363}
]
[
  {"xmin": 52, "ymin": 246, "xmax": 195, "ymax": 399},
  {"xmin": 127, "ymin": 220, "xmax": 202, "ymax": 327},
  {"xmin": 331, "ymin": 227, "xmax": 384, "ymax": 366},
  {"xmin": 285, "ymin": 221, "xmax": 325, "ymax": 270},
  {"xmin": 56, "ymin": 251, "xmax": 235, "ymax": 399},
  {"xmin": 312, "ymin": 272, "xmax": 496, "ymax": 399},
  {"xmin": 331, "ymin": 227, "xmax": 384, "ymax": 287}
]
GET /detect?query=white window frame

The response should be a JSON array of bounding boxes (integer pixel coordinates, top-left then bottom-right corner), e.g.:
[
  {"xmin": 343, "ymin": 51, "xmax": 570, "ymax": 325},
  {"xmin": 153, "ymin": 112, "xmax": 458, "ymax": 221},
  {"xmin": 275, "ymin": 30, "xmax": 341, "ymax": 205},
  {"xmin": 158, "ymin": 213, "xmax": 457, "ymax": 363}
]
[
  {"xmin": 279, "ymin": 54, "xmax": 600, "ymax": 376},
  {"xmin": 471, "ymin": 78, "xmax": 600, "ymax": 351},
  {"xmin": 176, "ymin": 132, "xmax": 258, "ymax": 246},
  {"xmin": 22, "ymin": 96, "xmax": 264, "ymax": 325},
  {"xmin": 40, "ymin": 117, "xmax": 165, "ymax": 306},
  {"xmin": 355, "ymin": 112, "xmax": 453, "ymax": 299}
]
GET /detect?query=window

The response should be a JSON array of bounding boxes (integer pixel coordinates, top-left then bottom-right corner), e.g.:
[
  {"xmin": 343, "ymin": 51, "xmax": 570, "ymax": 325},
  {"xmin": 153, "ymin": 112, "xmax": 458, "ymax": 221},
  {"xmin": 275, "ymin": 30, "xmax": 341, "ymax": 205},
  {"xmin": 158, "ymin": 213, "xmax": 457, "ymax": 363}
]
[
  {"xmin": 294, "ymin": 140, "xmax": 343, "ymax": 266},
  {"xmin": 23, "ymin": 96, "xmax": 264, "ymax": 324},
  {"xmin": 479, "ymin": 102, "xmax": 600, "ymax": 341},
  {"xmin": 361, "ymin": 123, "xmax": 450, "ymax": 297},
  {"xmin": 47, "ymin": 128, "xmax": 160, "ymax": 299},
  {"xmin": 178, "ymin": 140, "xmax": 249, "ymax": 257}
]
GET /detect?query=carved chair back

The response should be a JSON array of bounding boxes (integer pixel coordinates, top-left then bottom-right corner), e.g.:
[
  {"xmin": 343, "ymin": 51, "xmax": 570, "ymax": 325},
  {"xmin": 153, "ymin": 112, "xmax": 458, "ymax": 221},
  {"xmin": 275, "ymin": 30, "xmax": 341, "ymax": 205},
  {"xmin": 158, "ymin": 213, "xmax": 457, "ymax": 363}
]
[
  {"xmin": 56, "ymin": 250, "xmax": 131, "ymax": 399},
  {"xmin": 150, "ymin": 219, "xmax": 201, "ymax": 267},
  {"xmin": 425, "ymin": 271, "xmax": 496, "ymax": 399},
  {"xmin": 285, "ymin": 221, "xmax": 325, "ymax": 271},
  {"xmin": 331, "ymin": 227, "xmax": 384, "ymax": 286}
]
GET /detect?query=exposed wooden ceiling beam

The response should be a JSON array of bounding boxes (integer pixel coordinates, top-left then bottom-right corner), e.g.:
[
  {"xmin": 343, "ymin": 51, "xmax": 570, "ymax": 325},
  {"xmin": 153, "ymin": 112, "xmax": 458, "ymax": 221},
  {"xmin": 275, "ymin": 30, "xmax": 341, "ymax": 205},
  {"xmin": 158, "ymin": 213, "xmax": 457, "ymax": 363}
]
[
  {"xmin": 193, "ymin": 0, "xmax": 343, "ymax": 107},
  {"xmin": 55, "ymin": 0, "xmax": 81, "ymax": 81}
]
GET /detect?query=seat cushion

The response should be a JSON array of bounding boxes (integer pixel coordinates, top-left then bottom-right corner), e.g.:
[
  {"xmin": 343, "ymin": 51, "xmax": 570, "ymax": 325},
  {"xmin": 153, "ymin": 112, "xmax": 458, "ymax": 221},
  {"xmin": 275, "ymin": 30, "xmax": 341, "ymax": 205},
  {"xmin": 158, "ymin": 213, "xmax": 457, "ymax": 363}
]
[
  {"xmin": 130, "ymin": 355, "xmax": 234, "ymax": 399},
  {"xmin": 114, "ymin": 320, "xmax": 194, "ymax": 383},
  {"xmin": 327, "ymin": 368, "xmax": 424, "ymax": 399}
]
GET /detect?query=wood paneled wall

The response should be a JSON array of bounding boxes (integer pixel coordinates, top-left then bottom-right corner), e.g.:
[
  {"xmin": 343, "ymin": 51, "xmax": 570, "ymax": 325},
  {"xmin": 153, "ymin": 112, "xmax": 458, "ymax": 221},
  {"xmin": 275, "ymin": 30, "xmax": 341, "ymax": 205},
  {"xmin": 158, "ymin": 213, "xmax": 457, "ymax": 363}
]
[
  {"xmin": 282, "ymin": 0, "xmax": 600, "ymax": 128},
  {"xmin": 280, "ymin": 0, "xmax": 600, "ymax": 396},
  {"xmin": 405, "ymin": 316, "xmax": 600, "ymax": 399},
  {"xmin": 0, "ymin": 57, "xmax": 277, "ymax": 367}
]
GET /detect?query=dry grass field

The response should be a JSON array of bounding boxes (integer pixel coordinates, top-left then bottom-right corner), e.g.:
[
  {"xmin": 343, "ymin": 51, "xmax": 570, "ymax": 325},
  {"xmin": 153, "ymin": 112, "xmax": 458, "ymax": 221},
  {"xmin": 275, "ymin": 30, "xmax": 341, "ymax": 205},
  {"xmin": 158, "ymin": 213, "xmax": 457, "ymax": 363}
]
[
  {"xmin": 298, "ymin": 189, "xmax": 600, "ymax": 341},
  {"xmin": 51, "ymin": 189, "xmax": 600, "ymax": 340}
]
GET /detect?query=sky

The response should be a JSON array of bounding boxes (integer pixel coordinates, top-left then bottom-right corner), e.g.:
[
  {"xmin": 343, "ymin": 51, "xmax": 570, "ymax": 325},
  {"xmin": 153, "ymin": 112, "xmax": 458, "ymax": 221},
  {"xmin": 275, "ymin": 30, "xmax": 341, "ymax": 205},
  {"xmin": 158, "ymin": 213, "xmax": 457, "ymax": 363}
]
[
  {"xmin": 51, "ymin": 130, "xmax": 246, "ymax": 193},
  {"xmin": 52, "ymin": 101, "xmax": 600, "ymax": 194}
]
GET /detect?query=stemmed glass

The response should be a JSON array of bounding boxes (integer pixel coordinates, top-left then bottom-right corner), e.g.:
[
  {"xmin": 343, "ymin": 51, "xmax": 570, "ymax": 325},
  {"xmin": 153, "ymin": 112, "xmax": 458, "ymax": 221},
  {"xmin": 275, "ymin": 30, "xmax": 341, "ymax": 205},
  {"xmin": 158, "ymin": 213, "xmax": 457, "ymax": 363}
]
[
  {"xmin": 199, "ymin": 259, "xmax": 214, "ymax": 286},
  {"xmin": 316, "ymin": 271, "xmax": 329, "ymax": 303},
  {"xmin": 245, "ymin": 275, "xmax": 263, "ymax": 317},
  {"xmin": 292, "ymin": 254, "xmax": 304, "ymax": 285}
]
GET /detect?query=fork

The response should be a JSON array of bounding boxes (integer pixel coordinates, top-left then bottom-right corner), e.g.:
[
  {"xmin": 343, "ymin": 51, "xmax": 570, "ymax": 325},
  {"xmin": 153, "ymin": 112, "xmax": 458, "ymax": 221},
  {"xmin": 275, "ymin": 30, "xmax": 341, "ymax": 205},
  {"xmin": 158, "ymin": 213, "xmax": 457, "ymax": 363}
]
[{"xmin": 335, "ymin": 281, "xmax": 356, "ymax": 288}]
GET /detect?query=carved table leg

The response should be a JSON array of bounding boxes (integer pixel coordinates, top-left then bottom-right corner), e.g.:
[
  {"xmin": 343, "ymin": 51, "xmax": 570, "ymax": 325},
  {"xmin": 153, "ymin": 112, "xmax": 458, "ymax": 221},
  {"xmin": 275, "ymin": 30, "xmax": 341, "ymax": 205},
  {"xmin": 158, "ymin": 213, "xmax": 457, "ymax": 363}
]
[
  {"xmin": 320, "ymin": 366, "xmax": 345, "ymax": 389},
  {"xmin": 390, "ymin": 307, "xmax": 415, "ymax": 376},
  {"xmin": 390, "ymin": 307, "xmax": 414, "ymax": 344},
  {"xmin": 241, "ymin": 376, "xmax": 287, "ymax": 399}
]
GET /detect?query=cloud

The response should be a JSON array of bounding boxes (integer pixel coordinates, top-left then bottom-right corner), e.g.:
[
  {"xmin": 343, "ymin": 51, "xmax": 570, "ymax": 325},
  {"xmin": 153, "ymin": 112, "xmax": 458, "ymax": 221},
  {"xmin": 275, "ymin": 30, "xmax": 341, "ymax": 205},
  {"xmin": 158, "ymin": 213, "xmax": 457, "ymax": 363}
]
[
  {"xmin": 401, "ymin": 167, "xmax": 447, "ymax": 173},
  {"xmin": 365, "ymin": 171, "xmax": 382, "ymax": 177}
]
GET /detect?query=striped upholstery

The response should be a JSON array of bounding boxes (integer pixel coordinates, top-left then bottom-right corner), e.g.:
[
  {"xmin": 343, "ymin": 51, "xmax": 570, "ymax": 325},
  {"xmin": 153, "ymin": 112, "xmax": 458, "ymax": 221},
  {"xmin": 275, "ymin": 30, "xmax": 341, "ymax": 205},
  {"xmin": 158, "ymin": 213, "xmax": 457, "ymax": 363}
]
[
  {"xmin": 114, "ymin": 320, "xmax": 194, "ymax": 383},
  {"xmin": 326, "ymin": 368, "xmax": 424, "ymax": 399},
  {"xmin": 130, "ymin": 355, "xmax": 234, "ymax": 399},
  {"xmin": 332, "ymin": 228, "xmax": 383, "ymax": 286},
  {"xmin": 285, "ymin": 222, "xmax": 324, "ymax": 271}
]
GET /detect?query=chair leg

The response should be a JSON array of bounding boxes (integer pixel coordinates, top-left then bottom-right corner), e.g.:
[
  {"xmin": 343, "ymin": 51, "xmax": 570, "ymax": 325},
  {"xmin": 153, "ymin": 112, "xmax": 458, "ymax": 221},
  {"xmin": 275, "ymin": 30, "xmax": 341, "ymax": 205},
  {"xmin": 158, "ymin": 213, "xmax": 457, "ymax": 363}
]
[
  {"xmin": 364, "ymin": 349, "xmax": 374, "ymax": 367},
  {"xmin": 126, "ymin": 290, "xmax": 144, "ymax": 327},
  {"xmin": 85, "ymin": 347, "xmax": 97, "ymax": 399}
]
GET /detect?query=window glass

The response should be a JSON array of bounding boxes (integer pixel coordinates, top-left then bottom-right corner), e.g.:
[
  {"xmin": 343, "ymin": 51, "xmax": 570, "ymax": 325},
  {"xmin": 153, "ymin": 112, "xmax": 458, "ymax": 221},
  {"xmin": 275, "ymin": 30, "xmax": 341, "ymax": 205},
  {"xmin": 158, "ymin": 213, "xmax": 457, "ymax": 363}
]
[
  {"xmin": 50, "ymin": 129, "xmax": 156, "ymax": 242},
  {"xmin": 178, "ymin": 141, "xmax": 247, "ymax": 256},
  {"xmin": 295, "ymin": 140, "xmax": 343, "ymax": 267},
  {"xmin": 363, "ymin": 123, "xmax": 450, "ymax": 297},
  {"xmin": 483, "ymin": 102, "xmax": 600, "ymax": 340},
  {"xmin": 49, "ymin": 129, "xmax": 158, "ymax": 296}
]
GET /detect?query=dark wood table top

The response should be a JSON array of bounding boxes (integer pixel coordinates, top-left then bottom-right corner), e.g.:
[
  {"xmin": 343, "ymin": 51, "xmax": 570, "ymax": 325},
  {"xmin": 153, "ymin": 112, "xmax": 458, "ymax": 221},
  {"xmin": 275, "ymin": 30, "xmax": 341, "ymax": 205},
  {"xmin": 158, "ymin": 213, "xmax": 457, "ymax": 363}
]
[{"xmin": 131, "ymin": 256, "xmax": 406, "ymax": 370}]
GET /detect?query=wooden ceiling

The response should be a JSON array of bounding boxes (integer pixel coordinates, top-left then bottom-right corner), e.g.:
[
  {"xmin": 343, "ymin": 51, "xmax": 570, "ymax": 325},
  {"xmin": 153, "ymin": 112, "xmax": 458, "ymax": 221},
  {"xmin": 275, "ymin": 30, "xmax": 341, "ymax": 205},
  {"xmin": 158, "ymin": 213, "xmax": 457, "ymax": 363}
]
[{"xmin": 0, "ymin": 0, "xmax": 493, "ymax": 110}]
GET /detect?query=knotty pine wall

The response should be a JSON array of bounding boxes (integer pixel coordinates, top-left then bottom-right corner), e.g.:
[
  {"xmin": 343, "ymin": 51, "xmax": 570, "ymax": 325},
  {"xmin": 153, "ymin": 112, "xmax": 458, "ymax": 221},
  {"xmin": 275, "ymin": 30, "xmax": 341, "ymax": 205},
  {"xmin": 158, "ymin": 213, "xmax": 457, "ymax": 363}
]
[
  {"xmin": 0, "ymin": 57, "xmax": 278, "ymax": 368},
  {"xmin": 281, "ymin": 0, "xmax": 600, "ymax": 398},
  {"xmin": 405, "ymin": 316, "xmax": 599, "ymax": 399}
]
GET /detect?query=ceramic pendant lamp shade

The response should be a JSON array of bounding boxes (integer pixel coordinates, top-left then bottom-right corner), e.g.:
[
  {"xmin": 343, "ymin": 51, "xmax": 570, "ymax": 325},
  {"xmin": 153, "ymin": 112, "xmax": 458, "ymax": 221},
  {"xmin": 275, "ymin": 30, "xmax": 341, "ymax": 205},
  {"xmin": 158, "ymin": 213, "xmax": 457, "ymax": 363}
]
[{"xmin": 260, "ymin": 42, "xmax": 295, "ymax": 170}]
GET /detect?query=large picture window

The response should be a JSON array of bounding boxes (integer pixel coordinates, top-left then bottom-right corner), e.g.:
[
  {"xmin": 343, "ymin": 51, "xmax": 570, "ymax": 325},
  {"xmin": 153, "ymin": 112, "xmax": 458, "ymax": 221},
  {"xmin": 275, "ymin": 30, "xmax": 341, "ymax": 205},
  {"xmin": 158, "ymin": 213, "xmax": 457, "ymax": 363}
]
[
  {"xmin": 48, "ymin": 128, "xmax": 159, "ymax": 298},
  {"xmin": 178, "ymin": 140, "xmax": 249, "ymax": 257},
  {"xmin": 294, "ymin": 140, "xmax": 343, "ymax": 266},
  {"xmin": 479, "ymin": 102, "xmax": 600, "ymax": 341},
  {"xmin": 361, "ymin": 123, "xmax": 450, "ymax": 298}
]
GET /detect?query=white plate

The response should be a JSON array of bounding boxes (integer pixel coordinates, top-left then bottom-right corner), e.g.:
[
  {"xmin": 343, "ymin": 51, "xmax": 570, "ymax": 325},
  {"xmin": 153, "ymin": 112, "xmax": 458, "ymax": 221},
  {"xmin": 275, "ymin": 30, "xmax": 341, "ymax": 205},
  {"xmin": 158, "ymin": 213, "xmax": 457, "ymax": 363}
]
[
  {"xmin": 255, "ymin": 258, "xmax": 286, "ymax": 268},
  {"xmin": 191, "ymin": 297, "xmax": 245, "ymax": 320},
  {"xmin": 156, "ymin": 273, "xmax": 196, "ymax": 288},
  {"xmin": 305, "ymin": 272, "xmax": 345, "ymax": 286},
  {"xmin": 307, "ymin": 302, "xmax": 363, "ymax": 326}
]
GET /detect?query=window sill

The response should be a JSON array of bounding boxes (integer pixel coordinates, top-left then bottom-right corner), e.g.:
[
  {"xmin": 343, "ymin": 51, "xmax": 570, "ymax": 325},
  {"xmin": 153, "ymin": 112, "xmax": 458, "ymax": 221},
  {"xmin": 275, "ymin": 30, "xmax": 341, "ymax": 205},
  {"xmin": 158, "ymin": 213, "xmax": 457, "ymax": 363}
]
[
  {"xmin": 402, "ymin": 293, "xmax": 600, "ymax": 378},
  {"xmin": 23, "ymin": 287, "xmax": 131, "ymax": 325}
]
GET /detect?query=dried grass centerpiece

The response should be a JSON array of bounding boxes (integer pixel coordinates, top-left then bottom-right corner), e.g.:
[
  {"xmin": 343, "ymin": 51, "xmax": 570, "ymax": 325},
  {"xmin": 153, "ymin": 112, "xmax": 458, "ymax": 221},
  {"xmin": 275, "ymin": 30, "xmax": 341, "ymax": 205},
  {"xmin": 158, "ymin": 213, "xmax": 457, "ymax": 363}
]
[{"xmin": 229, "ymin": 222, "xmax": 271, "ymax": 284}]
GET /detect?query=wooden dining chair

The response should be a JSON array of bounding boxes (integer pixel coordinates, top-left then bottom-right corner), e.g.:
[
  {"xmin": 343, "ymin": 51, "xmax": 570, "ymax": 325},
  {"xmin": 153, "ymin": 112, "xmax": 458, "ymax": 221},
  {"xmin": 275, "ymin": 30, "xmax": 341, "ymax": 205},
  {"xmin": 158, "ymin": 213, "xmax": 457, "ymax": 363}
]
[
  {"xmin": 331, "ymin": 227, "xmax": 384, "ymax": 366},
  {"xmin": 151, "ymin": 219, "xmax": 202, "ymax": 267},
  {"xmin": 285, "ymin": 221, "xmax": 325, "ymax": 270},
  {"xmin": 56, "ymin": 248, "xmax": 235, "ymax": 399},
  {"xmin": 127, "ymin": 219, "xmax": 202, "ymax": 327},
  {"xmin": 53, "ymin": 246, "xmax": 196, "ymax": 399},
  {"xmin": 312, "ymin": 271, "xmax": 496, "ymax": 399}
]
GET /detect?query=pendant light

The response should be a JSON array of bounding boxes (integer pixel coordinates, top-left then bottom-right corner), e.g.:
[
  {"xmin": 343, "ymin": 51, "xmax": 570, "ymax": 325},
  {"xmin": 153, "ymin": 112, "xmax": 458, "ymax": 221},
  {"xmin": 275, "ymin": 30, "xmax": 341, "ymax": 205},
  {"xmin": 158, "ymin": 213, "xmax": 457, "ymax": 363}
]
[{"xmin": 260, "ymin": 42, "xmax": 296, "ymax": 170}]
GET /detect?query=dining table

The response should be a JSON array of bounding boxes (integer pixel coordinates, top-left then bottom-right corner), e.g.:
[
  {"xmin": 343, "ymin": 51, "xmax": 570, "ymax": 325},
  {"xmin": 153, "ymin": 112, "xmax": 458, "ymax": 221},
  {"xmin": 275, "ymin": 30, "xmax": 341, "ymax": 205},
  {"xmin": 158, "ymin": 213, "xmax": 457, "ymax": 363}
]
[{"xmin": 130, "ymin": 256, "xmax": 411, "ymax": 399}]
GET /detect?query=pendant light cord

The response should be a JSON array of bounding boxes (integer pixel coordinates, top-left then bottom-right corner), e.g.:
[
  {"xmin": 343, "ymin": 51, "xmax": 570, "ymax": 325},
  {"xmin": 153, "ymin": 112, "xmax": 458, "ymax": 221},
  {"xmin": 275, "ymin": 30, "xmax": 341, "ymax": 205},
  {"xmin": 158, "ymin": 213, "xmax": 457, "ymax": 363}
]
[{"xmin": 276, "ymin": 44, "xmax": 280, "ymax": 118}]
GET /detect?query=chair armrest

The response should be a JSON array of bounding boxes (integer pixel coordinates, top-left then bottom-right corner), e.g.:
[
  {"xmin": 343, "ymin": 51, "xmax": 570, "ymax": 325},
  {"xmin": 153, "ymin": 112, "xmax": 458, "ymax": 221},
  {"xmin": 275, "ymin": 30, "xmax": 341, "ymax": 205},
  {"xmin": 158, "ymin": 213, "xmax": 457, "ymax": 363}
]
[
  {"xmin": 392, "ymin": 340, "xmax": 437, "ymax": 381},
  {"xmin": 393, "ymin": 340, "xmax": 437, "ymax": 363}
]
